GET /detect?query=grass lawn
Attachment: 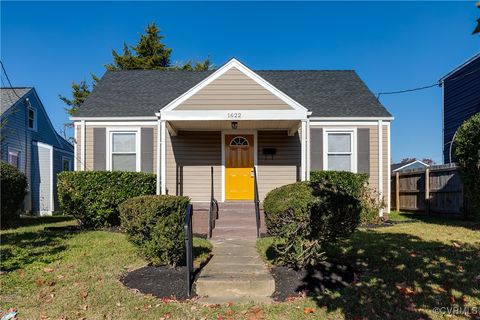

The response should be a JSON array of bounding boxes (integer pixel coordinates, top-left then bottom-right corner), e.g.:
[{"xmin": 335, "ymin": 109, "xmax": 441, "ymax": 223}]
[{"xmin": 1, "ymin": 215, "xmax": 479, "ymax": 319}]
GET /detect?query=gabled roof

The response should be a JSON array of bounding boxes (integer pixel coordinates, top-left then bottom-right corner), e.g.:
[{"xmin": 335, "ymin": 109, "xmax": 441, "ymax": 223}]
[
  {"xmin": 440, "ymin": 52, "xmax": 480, "ymax": 81},
  {"xmin": 0, "ymin": 87, "xmax": 32, "ymax": 115},
  {"xmin": 74, "ymin": 61, "xmax": 392, "ymax": 118},
  {"xmin": 391, "ymin": 159, "xmax": 430, "ymax": 172}
]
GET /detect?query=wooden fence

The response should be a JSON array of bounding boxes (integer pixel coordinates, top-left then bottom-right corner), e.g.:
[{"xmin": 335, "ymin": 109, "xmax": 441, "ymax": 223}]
[{"xmin": 391, "ymin": 163, "xmax": 465, "ymax": 214}]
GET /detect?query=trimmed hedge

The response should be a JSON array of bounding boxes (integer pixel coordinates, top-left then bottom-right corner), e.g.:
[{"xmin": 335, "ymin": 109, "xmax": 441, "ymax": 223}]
[
  {"xmin": 1, "ymin": 161, "xmax": 27, "ymax": 228},
  {"xmin": 264, "ymin": 181, "xmax": 361, "ymax": 268},
  {"xmin": 119, "ymin": 195, "xmax": 190, "ymax": 267},
  {"xmin": 57, "ymin": 171, "xmax": 156, "ymax": 228},
  {"xmin": 311, "ymin": 170, "xmax": 384, "ymax": 224}
]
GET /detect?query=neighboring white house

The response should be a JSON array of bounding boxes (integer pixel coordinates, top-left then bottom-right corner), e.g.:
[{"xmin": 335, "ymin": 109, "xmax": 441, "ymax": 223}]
[{"xmin": 391, "ymin": 159, "xmax": 430, "ymax": 173}]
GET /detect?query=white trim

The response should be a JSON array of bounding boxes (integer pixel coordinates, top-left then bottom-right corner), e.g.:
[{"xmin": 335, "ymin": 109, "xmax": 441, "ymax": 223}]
[
  {"xmin": 161, "ymin": 58, "xmax": 308, "ymax": 113},
  {"xmin": 81, "ymin": 120, "xmax": 86, "ymax": 171},
  {"xmin": 161, "ymin": 110, "xmax": 307, "ymax": 121},
  {"xmin": 156, "ymin": 119, "xmax": 161, "ymax": 195},
  {"xmin": 310, "ymin": 121, "xmax": 391, "ymax": 126},
  {"xmin": 392, "ymin": 159, "xmax": 430, "ymax": 172},
  {"xmin": 70, "ymin": 116, "xmax": 158, "ymax": 121},
  {"xmin": 221, "ymin": 130, "xmax": 257, "ymax": 201},
  {"xmin": 106, "ymin": 127, "xmax": 141, "ymax": 172},
  {"xmin": 387, "ymin": 123, "xmax": 391, "ymax": 214},
  {"xmin": 300, "ymin": 120, "xmax": 307, "ymax": 181},
  {"xmin": 378, "ymin": 120, "xmax": 383, "ymax": 218},
  {"xmin": 74, "ymin": 122, "xmax": 78, "ymax": 171},
  {"xmin": 7, "ymin": 147, "xmax": 21, "ymax": 170},
  {"xmin": 306, "ymin": 118, "xmax": 311, "ymax": 180},
  {"xmin": 160, "ymin": 121, "xmax": 166, "ymax": 195},
  {"xmin": 33, "ymin": 141, "xmax": 54, "ymax": 212},
  {"xmin": 440, "ymin": 52, "xmax": 480, "ymax": 81},
  {"xmin": 323, "ymin": 128, "xmax": 357, "ymax": 173},
  {"xmin": 83, "ymin": 121, "xmax": 158, "ymax": 126},
  {"xmin": 441, "ymin": 80, "xmax": 445, "ymax": 164},
  {"xmin": 27, "ymin": 105, "xmax": 38, "ymax": 131},
  {"xmin": 310, "ymin": 117, "xmax": 394, "ymax": 121}
]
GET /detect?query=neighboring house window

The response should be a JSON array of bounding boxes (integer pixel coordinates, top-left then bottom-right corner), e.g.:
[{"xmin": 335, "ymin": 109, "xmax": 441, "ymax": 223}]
[
  {"xmin": 62, "ymin": 157, "xmax": 72, "ymax": 171},
  {"xmin": 324, "ymin": 130, "xmax": 356, "ymax": 172},
  {"xmin": 110, "ymin": 131, "xmax": 138, "ymax": 171},
  {"xmin": 28, "ymin": 106, "xmax": 37, "ymax": 130},
  {"xmin": 8, "ymin": 149, "xmax": 20, "ymax": 169}
]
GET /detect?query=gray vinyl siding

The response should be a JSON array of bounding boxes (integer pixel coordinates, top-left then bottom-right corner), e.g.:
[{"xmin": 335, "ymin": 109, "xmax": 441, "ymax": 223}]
[
  {"xmin": 257, "ymin": 131, "xmax": 301, "ymax": 200},
  {"xmin": 166, "ymin": 131, "xmax": 222, "ymax": 201},
  {"xmin": 0, "ymin": 89, "xmax": 73, "ymax": 213},
  {"xmin": 443, "ymin": 55, "xmax": 480, "ymax": 163}
]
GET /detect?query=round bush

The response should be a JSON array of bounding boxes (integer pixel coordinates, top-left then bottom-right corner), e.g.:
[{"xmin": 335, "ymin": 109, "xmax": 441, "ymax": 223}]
[
  {"xmin": 119, "ymin": 195, "xmax": 190, "ymax": 267},
  {"xmin": 57, "ymin": 171, "xmax": 156, "ymax": 228},
  {"xmin": 454, "ymin": 113, "xmax": 480, "ymax": 218},
  {"xmin": 264, "ymin": 181, "xmax": 361, "ymax": 268},
  {"xmin": 1, "ymin": 161, "xmax": 27, "ymax": 228}
]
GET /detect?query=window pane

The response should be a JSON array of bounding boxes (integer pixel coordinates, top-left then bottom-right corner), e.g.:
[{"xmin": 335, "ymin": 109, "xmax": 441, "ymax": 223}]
[
  {"xmin": 112, "ymin": 133, "xmax": 136, "ymax": 152},
  {"xmin": 28, "ymin": 109, "xmax": 35, "ymax": 128},
  {"xmin": 112, "ymin": 154, "xmax": 136, "ymax": 171},
  {"xmin": 328, "ymin": 133, "xmax": 351, "ymax": 152},
  {"xmin": 8, "ymin": 152, "xmax": 19, "ymax": 168},
  {"xmin": 328, "ymin": 154, "xmax": 351, "ymax": 171},
  {"xmin": 63, "ymin": 159, "xmax": 71, "ymax": 171}
]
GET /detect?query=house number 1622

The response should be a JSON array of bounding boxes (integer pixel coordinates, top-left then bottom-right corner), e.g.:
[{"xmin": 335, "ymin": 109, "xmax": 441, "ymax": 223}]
[{"xmin": 227, "ymin": 113, "xmax": 241, "ymax": 119}]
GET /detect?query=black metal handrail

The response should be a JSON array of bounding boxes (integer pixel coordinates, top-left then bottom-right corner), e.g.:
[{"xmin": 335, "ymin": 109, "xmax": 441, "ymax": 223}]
[
  {"xmin": 207, "ymin": 166, "xmax": 219, "ymax": 238},
  {"xmin": 253, "ymin": 166, "xmax": 260, "ymax": 238},
  {"xmin": 184, "ymin": 203, "xmax": 194, "ymax": 296}
]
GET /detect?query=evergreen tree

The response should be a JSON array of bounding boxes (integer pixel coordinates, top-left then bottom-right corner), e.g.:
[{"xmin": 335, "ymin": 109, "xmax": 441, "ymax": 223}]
[{"xmin": 61, "ymin": 22, "xmax": 212, "ymax": 115}]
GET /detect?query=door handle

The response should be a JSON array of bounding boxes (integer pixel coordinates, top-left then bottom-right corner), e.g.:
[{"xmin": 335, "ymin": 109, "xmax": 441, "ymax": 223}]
[{"xmin": 250, "ymin": 169, "xmax": 254, "ymax": 177}]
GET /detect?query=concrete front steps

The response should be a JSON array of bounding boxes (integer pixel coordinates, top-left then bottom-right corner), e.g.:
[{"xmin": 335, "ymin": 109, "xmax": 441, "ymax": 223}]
[{"xmin": 196, "ymin": 202, "xmax": 274, "ymax": 304}]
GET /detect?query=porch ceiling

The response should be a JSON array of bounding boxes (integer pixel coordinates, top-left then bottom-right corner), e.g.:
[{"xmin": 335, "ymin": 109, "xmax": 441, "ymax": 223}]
[{"xmin": 168, "ymin": 120, "xmax": 300, "ymax": 132}]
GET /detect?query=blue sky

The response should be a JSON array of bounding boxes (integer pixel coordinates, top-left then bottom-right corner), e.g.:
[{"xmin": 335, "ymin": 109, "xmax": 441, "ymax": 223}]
[{"xmin": 1, "ymin": 1, "xmax": 478, "ymax": 163}]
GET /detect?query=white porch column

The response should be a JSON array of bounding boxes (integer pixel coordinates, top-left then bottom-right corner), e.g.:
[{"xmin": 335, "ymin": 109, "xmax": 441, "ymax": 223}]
[
  {"xmin": 300, "ymin": 120, "xmax": 307, "ymax": 181},
  {"xmin": 160, "ymin": 120, "xmax": 167, "ymax": 195},
  {"xmin": 156, "ymin": 118, "xmax": 161, "ymax": 195},
  {"xmin": 378, "ymin": 120, "xmax": 384, "ymax": 217},
  {"xmin": 81, "ymin": 120, "xmax": 86, "ymax": 171}
]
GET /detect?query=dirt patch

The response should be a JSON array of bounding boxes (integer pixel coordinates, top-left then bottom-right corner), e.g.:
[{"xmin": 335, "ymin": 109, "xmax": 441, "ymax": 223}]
[
  {"xmin": 121, "ymin": 265, "xmax": 193, "ymax": 301},
  {"xmin": 270, "ymin": 261, "xmax": 356, "ymax": 301}
]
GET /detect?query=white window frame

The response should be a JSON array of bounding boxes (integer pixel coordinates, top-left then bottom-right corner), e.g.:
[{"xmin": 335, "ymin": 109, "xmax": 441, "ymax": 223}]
[
  {"xmin": 323, "ymin": 128, "xmax": 357, "ymax": 173},
  {"xmin": 8, "ymin": 148, "xmax": 21, "ymax": 169},
  {"xmin": 61, "ymin": 156, "xmax": 72, "ymax": 171},
  {"xmin": 27, "ymin": 106, "xmax": 37, "ymax": 131},
  {"xmin": 106, "ymin": 128, "xmax": 141, "ymax": 172}
]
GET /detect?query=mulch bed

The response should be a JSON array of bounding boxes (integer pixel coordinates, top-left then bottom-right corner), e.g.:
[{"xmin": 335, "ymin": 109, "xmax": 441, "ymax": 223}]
[
  {"xmin": 121, "ymin": 266, "xmax": 193, "ymax": 301},
  {"xmin": 270, "ymin": 261, "xmax": 357, "ymax": 301},
  {"xmin": 359, "ymin": 219, "xmax": 417, "ymax": 229}
]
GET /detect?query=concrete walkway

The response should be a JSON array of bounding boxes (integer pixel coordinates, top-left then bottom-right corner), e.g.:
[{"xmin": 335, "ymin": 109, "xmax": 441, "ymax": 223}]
[{"xmin": 196, "ymin": 203, "xmax": 275, "ymax": 304}]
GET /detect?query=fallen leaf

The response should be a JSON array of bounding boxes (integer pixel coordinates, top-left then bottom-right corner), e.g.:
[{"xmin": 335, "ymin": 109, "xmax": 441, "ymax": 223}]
[
  {"xmin": 35, "ymin": 277, "xmax": 45, "ymax": 287},
  {"xmin": 436, "ymin": 287, "xmax": 447, "ymax": 293},
  {"xmin": 47, "ymin": 281, "xmax": 56, "ymax": 287},
  {"xmin": 57, "ymin": 275, "xmax": 65, "ymax": 280},
  {"xmin": 409, "ymin": 251, "xmax": 417, "ymax": 257},
  {"xmin": 80, "ymin": 290, "xmax": 88, "ymax": 299},
  {"xmin": 395, "ymin": 282, "xmax": 416, "ymax": 297},
  {"xmin": 43, "ymin": 267, "xmax": 54, "ymax": 273},
  {"xmin": 452, "ymin": 242, "xmax": 461, "ymax": 248},
  {"xmin": 458, "ymin": 266, "xmax": 465, "ymax": 272},
  {"xmin": 247, "ymin": 306, "xmax": 264, "ymax": 320},
  {"xmin": 18, "ymin": 269, "xmax": 25, "ymax": 278},
  {"xmin": 449, "ymin": 295, "xmax": 456, "ymax": 304},
  {"xmin": 304, "ymin": 307, "xmax": 315, "ymax": 314},
  {"xmin": 460, "ymin": 295, "xmax": 467, "ymax": 304}
]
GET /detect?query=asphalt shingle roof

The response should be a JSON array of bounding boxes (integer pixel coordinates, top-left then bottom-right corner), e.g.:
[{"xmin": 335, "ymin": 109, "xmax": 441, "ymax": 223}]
[
  {"xmin": 75, "ymin": 70, "xmax": 392, "ymax": 118},
  {"xmin": 0, "ymin": 87, "xmax": 32, "ymax": 115}
]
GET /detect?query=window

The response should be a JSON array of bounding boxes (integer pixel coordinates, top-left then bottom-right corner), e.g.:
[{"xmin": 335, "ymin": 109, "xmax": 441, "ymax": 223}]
[
  {"xmin": 8, "ymin": 150, "xmax": 20, "ymax": 169},
  {"xmin": 28, "ymin": 107, "xmax": 37, "ymax": 130},
  {"xmin": 110, "ymin": 132, "xmax": 137, "ymax": 171},
  {"xmin": 325, "ymin": 131, "xmax": 355, "ymax": 172},
  {"xmin": 230, "ymin": 136, "xmax": 249, "ymax": 146},
  {"xmin": 62, "ymin": 157, "xmax": 72, "ymax": 171}
]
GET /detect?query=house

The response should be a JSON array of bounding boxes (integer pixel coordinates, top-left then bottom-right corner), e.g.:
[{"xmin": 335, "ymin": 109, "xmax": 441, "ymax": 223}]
[
  {"xmin": 391, "ymin": 159, "xmax": 429, "ymax": 173},
  {"xmin": 0, "ymin": 87, "xmax": 74, "ymax": 215},
  {"xmin": 71, "ymin": 58, "xmax": 393, "ymax": 216},
  {"xmin": 441, "ymin": 53, "xmax": 480, "ymax": 164}
]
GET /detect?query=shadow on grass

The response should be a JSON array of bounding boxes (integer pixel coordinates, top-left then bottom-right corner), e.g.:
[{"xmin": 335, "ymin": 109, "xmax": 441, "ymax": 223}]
[
  {"xmin": 392, "ymin": 212, "xmax": 480, "ymax": 230},
  {"xmin": 3, "ymin": 215, "xmax": 76, "ymax": 230},
  {"xmin": 0, "ymin": 229, "xmax": 74, "ymax": 272},
  {"xmin": 309, "ymin": 230, "xmax": 480, "ymax": 319}
]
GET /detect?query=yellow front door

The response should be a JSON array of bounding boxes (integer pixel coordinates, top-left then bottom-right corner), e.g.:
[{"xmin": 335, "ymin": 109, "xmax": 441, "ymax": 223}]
[{"xmin": 225, "ymin": 135, "xmax": 254, "ymax": 200}]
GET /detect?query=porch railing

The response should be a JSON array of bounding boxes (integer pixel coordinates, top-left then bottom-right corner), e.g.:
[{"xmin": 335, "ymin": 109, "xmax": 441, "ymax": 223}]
[
  {"xmin": 184, "ymin": 203, "xmax": 194, "ymax": 297},
  {"xmin": 207, "ymin": 166, "xmax": 219, "ymax": 238},
  {"xmin": 253, "ymin": 166, "xmax": 260, "ymax": 238}
]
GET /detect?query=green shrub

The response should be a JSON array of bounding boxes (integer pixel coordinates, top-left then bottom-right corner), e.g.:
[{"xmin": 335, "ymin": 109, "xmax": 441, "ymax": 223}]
[
  {"xmin": 263, "ymin": 181, "xmax": 361, "ymax": 268},
  {"xmin": 57, "ymin": 171, "xmax": 156, "ymax": 228},
  {"xmin": 310, "ymin": 170, "xmax": 368, "ymax": 197},
  {"xmin": 453, "ymin": 113, "xmax": 480, "ymax": 219},
  {"xmin": 119, "ymin": 195, "xmax": 190, "ymax": 267},
  {"xmin": 1, "ymin": 161, "xmax": 27, "ymax": 228},
  {"xmin": 311, "ymin": 170, "xmax": 384, "ymax": 224}
]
